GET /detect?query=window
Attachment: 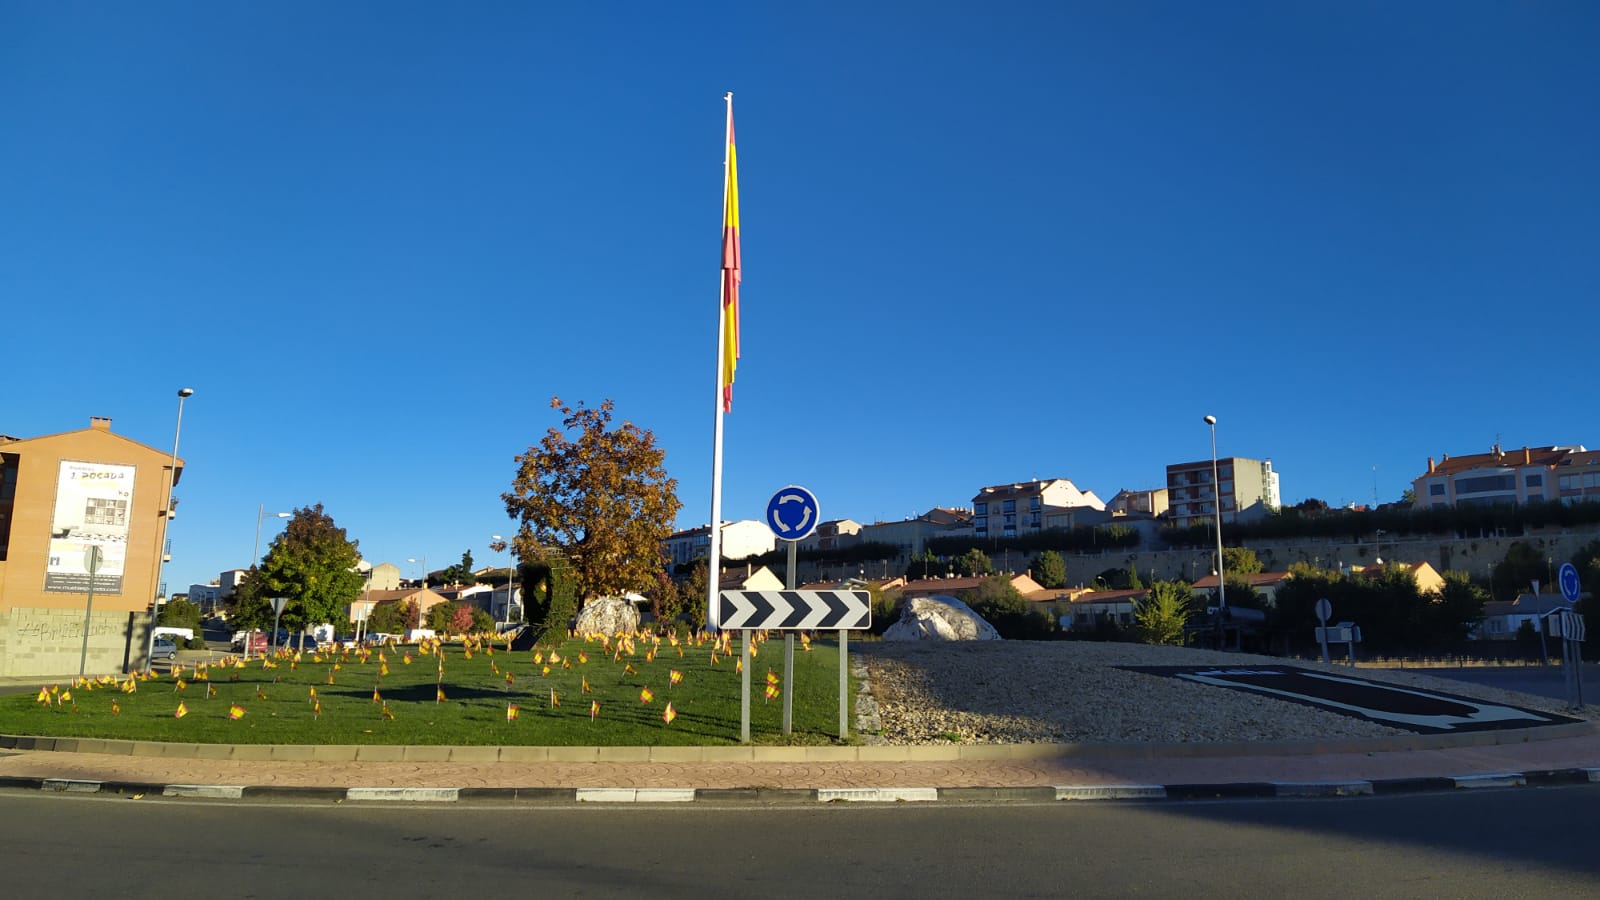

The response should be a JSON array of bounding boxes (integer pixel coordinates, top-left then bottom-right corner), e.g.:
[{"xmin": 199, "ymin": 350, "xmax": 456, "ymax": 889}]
[
  {"xmin": 1455, "ymin": 474, "xmax": 1516, "ymax": 494},
  {"xmin": 1526, "ymin": 474, "xmax": 1543, "ymax": 487},
  {"xmin": 1430, "ymin": 483, "xmax": 1446, "ymax": 496},
  {"xmin": 1001, "ymin": 499, "xmax": 1015, "ymax": 513},
  {"xmin": 975, "ymin": 502, "xmax": 987, "ymax": 515}
]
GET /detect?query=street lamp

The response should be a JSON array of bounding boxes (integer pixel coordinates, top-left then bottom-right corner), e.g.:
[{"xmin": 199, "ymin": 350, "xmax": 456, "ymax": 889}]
[
  {"xmin": 146, "ymin": 387, "xmax": 193, "ymax": 673},
  {"xmin": 253, "ymin": 506, "xmax": 291, "ymax": 570},
  {"xmin": 1204, "ymin": 414, "xmax": 1227, "ymax": 650},
  {"xmin": 492, "ymin": 535, "xmax": 517, "ymax": 631}
]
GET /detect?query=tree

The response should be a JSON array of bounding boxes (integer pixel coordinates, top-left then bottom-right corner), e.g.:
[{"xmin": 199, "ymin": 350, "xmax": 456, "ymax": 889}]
[
  {"xmin": 953, "ymin": 548, "xmax": 993, "ymax": 577},
  {"xmin": 159, "ymin": 598, "xmax": 202, "ymax": 632},
  {"xmin": 966, "ymin": 575, "xmax": 1055, "ymax": 639},
  {"xmin": 1030, "ymin": 551, "xmax": 1066, "ymax": 589},
  {"xmin": 244, "ymin": 504, "xmax": 366, "ymax": 632},
  {"xmin": 1222, "ymin": 547, "xmax": 1263, "ymax": 575},
  {"xmin": 1134, "ymin": 581, "xmax": 1191, "ymax": 646},
  {"xmin": 1127, "ymin": 564, "xmax": 1145, "ymax": 591},
  {"xmin": 502, "ymin": 398, "xmax": 682, "ymax": 601},
  {"xmin": 426, "ymin": 602, "xmax": 458, "ymax": 633},
  {"xmin": 366, "ymin": 601, "xmax": 407, "ymax": 635},
  {"xmin": 1491, "ymin": 541, "xmax": 1547, "ymax": 601},
  {"xmin": 904, "ymin": 550, "xmax": 941, "ymax": 580},
  {"xmin": 440, "ymin": 550, "xmax": 476, "ymax": 587}
]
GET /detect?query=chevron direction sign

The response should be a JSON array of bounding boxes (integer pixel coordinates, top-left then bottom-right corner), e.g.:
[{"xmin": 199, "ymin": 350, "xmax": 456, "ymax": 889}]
[{"xmin": 716, "ymin": 590, "xmax": 871, "ymax": 630}]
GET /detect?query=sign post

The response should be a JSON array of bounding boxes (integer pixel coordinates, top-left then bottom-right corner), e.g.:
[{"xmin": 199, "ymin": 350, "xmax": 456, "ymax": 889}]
[
  {"xmin": 269, "ymin": 597, "xmax": 289, "ymax": 654},
  {"xmin": 78, "ymin": 545, "xmax": 103, "ymax": 676},
  {"xmin": 1559, "ymin": 563, "xmax": 1585, "ymax": 708},
  {"xmin": 760, "ymin": 485, "xmax": 821, "ymax": 742},
  {"xmin": 1314, "ymin": 597, "xmax": 1332, "ymax": 664}
]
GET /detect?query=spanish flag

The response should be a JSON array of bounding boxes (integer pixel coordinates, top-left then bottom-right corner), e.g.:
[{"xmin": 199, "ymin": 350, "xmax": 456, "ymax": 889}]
[
  {"xmin": 719, "ymin": 97, "xmax": 741, "ymax": 412},
  {"xmin": 669, "ymin": 669, "xmax": 683, "ymax": 687},
  {"xmin": 590, "ymin": 699, "xmax": 599, "ymax": 721},
  {"xmin": 639, "ymin": 687, "xmax": 654, "ymax": 704},
  {"xmin": 506, "ymin": 703, "xmax": 519, "ymax": 722},
  {"xmin": 662, "ymin": 702, "xmax": 677, "ymax": 725},
  {"xmin": 228, "ymin": 704, "xmax": 245, "ymax": 720},
  {"xmin": 174, "ymin": 701, "xmax": 188, "ymax": 719}
]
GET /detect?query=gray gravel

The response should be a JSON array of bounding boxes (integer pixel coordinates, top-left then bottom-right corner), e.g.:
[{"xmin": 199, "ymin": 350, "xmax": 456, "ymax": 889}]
[{"xmin": 853, "ymin": 641, "xmax": 1598, "ymax": 746}]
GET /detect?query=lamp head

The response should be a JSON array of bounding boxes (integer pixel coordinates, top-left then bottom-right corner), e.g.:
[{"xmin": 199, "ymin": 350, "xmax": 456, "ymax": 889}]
[
  {"xmin": 178, "ymin": 388, "xmax": 195, "ymax": 398},
  {"xmin": 1203, "ymin": 415, "xmax": 1216, "ymax": 425}
]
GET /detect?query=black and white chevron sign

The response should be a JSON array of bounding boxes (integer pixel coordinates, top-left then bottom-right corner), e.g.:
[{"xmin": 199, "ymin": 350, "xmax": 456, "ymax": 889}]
[{"xmin": 716, "ymin": 590, "xmax": 871, "ymax": 630}]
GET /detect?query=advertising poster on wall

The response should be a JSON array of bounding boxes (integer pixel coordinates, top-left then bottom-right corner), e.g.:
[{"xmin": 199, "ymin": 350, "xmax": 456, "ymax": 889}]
[{"xmin": 45, "ymin": 460, "xmax": 136, "ymax": 594}]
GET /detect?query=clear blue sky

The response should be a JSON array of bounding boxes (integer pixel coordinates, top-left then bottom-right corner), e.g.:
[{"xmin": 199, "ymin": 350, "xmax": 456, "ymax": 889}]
[{"xmin": 4, "ymin": 3, "xmax": 1596, "ymax": 594}]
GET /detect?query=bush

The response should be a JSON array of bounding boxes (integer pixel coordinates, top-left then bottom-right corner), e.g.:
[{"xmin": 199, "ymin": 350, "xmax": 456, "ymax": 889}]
[{"xmin": 184, "ymin": 636, "xmax": 208, "ymax": 649}]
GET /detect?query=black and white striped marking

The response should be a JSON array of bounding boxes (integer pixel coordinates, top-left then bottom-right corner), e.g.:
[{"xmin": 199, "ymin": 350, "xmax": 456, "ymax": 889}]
[{"xmin": 715, "ymin": 590, "xmax": 871, "ymax": 630}]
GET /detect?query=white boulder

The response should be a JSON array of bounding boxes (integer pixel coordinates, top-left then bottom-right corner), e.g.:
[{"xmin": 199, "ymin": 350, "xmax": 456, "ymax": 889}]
[
  {"xmin": 574, "ymin": 596, "xmax": 640, "ymax": 636},
  {"xmin": 882, "ymin": 595, "xmax": 1002, "ymax": 641}
]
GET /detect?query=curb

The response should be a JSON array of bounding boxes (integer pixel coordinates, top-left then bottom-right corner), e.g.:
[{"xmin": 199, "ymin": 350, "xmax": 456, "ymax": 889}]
[{"xmin": 4, "ymin": 768, "xmax": 1596, "ymax": 805}]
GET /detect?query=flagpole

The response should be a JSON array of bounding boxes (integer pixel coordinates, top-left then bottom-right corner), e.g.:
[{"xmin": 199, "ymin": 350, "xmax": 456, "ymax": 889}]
[{"xmin": 706, "ymin": 91, "xmax": 734, "ymax": 635}]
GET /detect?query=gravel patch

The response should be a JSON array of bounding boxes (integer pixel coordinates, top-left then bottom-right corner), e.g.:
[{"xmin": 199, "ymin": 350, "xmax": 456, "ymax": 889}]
[{"xmin": 854, "ymin": 641, "xmax": 1597, "ymax": 746}]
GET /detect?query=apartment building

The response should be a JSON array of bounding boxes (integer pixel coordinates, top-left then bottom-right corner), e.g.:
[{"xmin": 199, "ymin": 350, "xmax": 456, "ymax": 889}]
[
  {"xmin": 973, "ymin": 479, "xmax": 1105, "ymax": 540},
  {"xmin": 857, "ymin": 507, "xmax": 973, "ymax": 556},
  {"xmin": 1411, "ymin": 444, "xmax": 1597, "ymax": 509},
  {"xmin": 1166, "ymin": 457, "xmax": 1281, "ymax": 528},
  {"xmin": 664, "ymin": 520, "xmax": 774, "ymax": 568}
]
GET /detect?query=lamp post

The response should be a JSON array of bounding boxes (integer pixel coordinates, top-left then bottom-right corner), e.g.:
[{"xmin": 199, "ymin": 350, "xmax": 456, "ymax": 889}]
[
  {"xmin": 253, "ymin": 506, "xmax": 291, "ymax": 570},
  {"xmin": 145, "ymin": 387, "xmax": 193, "ymax": 674},
  {"xmin": 1204, "ymin": 414, "xmax": 1227, "ymax": 650},
  {"xmin": 492, "ymin": 535, "xmax": 516, "ymax": 631}
]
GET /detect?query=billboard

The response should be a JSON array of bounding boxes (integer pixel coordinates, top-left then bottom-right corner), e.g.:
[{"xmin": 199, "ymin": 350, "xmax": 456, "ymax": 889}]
[{"xmin": 45, "ymin": 460, "xmax": 136, "ymax": 594}]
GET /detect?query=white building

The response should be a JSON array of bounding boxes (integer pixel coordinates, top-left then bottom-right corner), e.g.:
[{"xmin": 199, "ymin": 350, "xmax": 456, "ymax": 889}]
[{"xmin": 665, "ymin": 520, "xmax": 774, "ymax": 568}]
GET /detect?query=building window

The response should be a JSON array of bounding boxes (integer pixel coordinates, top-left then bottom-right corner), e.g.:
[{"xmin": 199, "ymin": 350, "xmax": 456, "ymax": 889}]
[
  {"xmin": 1526, "ymin": 474, "xmax": 1543, "ymax": 488},
  {"xmin": 1455, "ymin": 474, "xmax": 1516, "ymax": 494},
  {"xmin": 1001, "ymin": 500, "xmax": 1015, "ymax": 513},
  {"xmin": 1429, "ymin": 483, "xmax": 1445, "ymax": 496},
  {"xmin": 975, "ymin": 502, "xmax": 987, "ymax": 515}
]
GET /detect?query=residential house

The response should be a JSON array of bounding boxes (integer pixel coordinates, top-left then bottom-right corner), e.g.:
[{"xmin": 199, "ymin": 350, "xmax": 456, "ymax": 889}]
[
  {"xmin": 1108, "ymin": 488, "xmax": 1169, "ymax": 517},
  {"xmin": 1167, "ymin": 457, "xmax": 1281, "ymax": 528},
  {"xmin": 1474, "ymin": 594, "xmax": 1573, "ymax": 640},
  {"xmin": 718, "ymin": 565, "xmax": 785, "ymax": 593},
  {"xmin": 973, "ymin": 479, "xmax": 1105, "ymax": 540},
  {"xmin": 1058, "ymin": 588, "xmax": 1148, "ymax": 632},
  {"xmin": 798, "ymin": 518, "xmax": 862, "ymax": 553},
  {"xmin": 187, "ymin": 582, "xmax": 223, "ymax": 612},
  {"xmin": 665, "ymin": 520, "xmax": 774, "ymax": 568},
  {"xmin": 857, "ymin": 507, "xmax": 974, "ymax": 556},
  {"xmin": 362, "ymin": 561, "xmax": 402, "ymax": 592},
  {"xmin": 1190, "ymin": 571, "xmax": 1295, "ymax": 608},
  {"xmin": 1348, "ymin": 560, "xmax": 1447, "ymax": 595},
  {"xmin": 1411, "ymin": 443, "xmax": 1595, "ymax": 510},
  {"xmin": 348, "ymin": 587, "xmax": 451, "ymax": 627},
  {"xmin": 899, "ymin": 572, "xmax": 1043, "ymax": 598}
]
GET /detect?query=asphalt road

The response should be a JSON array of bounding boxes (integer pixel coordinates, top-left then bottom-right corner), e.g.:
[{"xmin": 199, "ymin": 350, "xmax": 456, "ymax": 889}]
[
  {"xmin": 1420, "ymin": 662, "xmax": 1599, "ymax": 703},
  {"xmin": 3, "ymin": 786, "xmax": 1597, "ymax": 898}
]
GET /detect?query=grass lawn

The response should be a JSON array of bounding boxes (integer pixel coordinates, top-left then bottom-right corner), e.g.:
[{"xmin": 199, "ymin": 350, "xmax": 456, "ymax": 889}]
[{"xmin": 0, "ymin": 632, "xmax": 856, "ymax": 746}]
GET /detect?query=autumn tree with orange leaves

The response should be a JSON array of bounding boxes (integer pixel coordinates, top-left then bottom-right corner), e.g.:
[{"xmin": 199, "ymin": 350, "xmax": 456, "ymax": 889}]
[{"xmin": 501, "ymin": 398, "xmax": 682, "ymax": 606}]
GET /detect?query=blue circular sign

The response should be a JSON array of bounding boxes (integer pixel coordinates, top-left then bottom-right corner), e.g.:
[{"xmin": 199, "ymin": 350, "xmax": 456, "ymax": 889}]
[
  {"xmin": 1559, "ymin": 562, "xmax": 1582, "ymax": 603},
  {"xmin": 766, "ymin": 485, "xmax": 820, "ymax": 542}
]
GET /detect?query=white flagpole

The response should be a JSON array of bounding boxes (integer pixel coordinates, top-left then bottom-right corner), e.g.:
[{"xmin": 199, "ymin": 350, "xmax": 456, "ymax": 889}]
[{"xmin": 706, "ymin": 91, "xmax": 734, "ymax": 632}]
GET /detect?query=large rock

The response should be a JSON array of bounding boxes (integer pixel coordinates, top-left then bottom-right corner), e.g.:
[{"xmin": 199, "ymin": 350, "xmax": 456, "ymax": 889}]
[
  {"xmin": 882, "ymin": 595, "xmax": 1002, "ymax": 641},
  {"xmin": 574, "ymin": 596, "xmax": 640, "ymax": 636}
]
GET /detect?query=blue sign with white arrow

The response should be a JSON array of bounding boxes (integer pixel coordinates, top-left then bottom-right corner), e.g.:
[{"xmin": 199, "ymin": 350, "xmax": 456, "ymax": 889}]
[
  {"xmin": 1560, "ymin": 562, "xmax": 1582, "ymax": 603},
  {"xmin": 766, "ymin": 485, "xmax": 820, "ymax": 542}
]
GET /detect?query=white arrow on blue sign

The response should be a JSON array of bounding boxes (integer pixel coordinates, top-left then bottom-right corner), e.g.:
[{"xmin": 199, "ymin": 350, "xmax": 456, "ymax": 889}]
[
  {"xmin": 1560, "ymin": 562, "xmax": 1582, "ymax": 604},
  {"xmin": 766, "ymin": 485, "xmax": 820, "ymax": 542}
]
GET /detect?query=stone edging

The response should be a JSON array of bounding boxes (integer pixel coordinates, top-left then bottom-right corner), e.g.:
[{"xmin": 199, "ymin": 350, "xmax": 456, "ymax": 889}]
[
  {"xmin": 3, "ymin": 769, "xmax": 1597, "ymax": 805},
  {"xmin": 2, "ymin": 719, "xmax": 1596, "ymax": 763}
]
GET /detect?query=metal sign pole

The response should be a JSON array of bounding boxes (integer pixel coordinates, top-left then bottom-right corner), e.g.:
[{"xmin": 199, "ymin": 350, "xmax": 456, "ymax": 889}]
[
  {"xmin": 783, "ymin": 540, "xmax": 796, "ymax": 735},
  {"xmin": 78, "ymin": 546, "xmax": 102, "ymax": 676},
  {"xmin": 839, "ymin": 628, "xmax": 848, "ymax": 739},
  {"xmin": 740, "ymin": 628, "xmax": 751, "ymax": 743}
]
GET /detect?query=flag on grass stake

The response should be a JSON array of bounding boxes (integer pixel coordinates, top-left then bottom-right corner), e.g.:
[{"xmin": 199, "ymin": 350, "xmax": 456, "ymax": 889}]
[
  {"xmin": 111, "ymin": 700, "xmax": 120, "ymax": 715},
  {"xmin": 669, "ymin": 670, "xmax": 683, "ymax": 687},
  {"xmin": 590, "ymin": 699, "xmax": 600, "ymax": 721},
  {"xmin": 549, "ymin": 688, "xmax": 560, "ymax": 708},
  {"xmin": 640, "ymin": 687, "xmax": 654, "ymax": 704},
  {"xmin": 581, "ymin": 676, "xmax": 591, "ymax": 693},
  {"xmin": 228, "ymin": 704, "xmax": 245, "ymax": 720},
  {"xmin": 174, "ymin": 701, "xmax": 188, "ymax": 719},
  {"xmin": 506, "ymin": 704, "xmax": 519, "ymax": 722},
  {"xmin": 663, "ymin": 702, "xmax": 677, "ymax": 725}
]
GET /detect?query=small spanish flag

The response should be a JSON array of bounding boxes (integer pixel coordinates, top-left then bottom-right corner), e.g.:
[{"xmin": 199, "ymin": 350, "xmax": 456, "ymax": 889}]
[
  {"xmin": 669, "ymin": 670, "xmax": 683, "ymax": 687},
  {"xmin": 800, "ymin": 634, "xmax": 812, "ymax": 651},
  {"xmin": 228, "ymin": 704, "xmax": 245, "ymax": 720},
  {"xmin": 662, "ymin": 702, "xmax": 677, "ymax": 725},
  {"xmin": 548, "ymin": 651, "xmax": 561, "ymax": 664},
  {"xmin": 206, "ymin": 684, "xmax": 217, "ymax": 699},
  {"xmin": 736, "ymin": 657, "xmax": 743, "ymax": 674},
  {"xmin": 436, "ymin": 686, "xmax": 446, "ymax": 703},
  {"xmin": 590, "ymin": 700, "xmax": 599, "ymax": 721},
  {"xmin": 382, "ymin": 703, "xmax": 395, "ymax": 720},
  {"xmin": 578, "ymin": 652, "xmax": 588, "ymax": 664},
  {"xmin": 623, "ymin": 663, "xmax": 637, "ymax": 676},
  {"xmin": 174, "ymin": 678, "xmax": 187, "ymax": 692},
  {"xmin": 639, "ymin": 687, "xmax": 654, "ymax": 704},
  {"xmin": 766, "ymin": 670, "xmax": 779, "ymax": 686},
  {"xmin": 402, "ymin": 653, "xmax": 412, "ymax": 665},
  {"xmin": 174, "ymin": 701, "xmax": 189, "ymax": 719},
  {"xmin": 372, "ymin": 687, "xmax": 382, "ymax": 703},
  {"xmin": 549, "ymin": 689, "xmax": 560, "ymax": 708},
  {"xmin": 34, "ymin": 687, "xmax": 48, "ymax": 704},
  {"xmin": 309, "ymin": 686, "xmax": 318, "ymax": 701},
  {"xmin": 257, "ymin": 687, "xmax": 268, "ymax": 700},
  {"xmin": 111, "ymin": 700, "xmax": 121, "ymax": 715},
  {"xmin": 379, "ymin": 661, "xmax": 390, "ymax": 677},
  {"xmin": 506, "ymin": 703, "xmax": 519, "ymax": 722},
  {"xmin": 313, "ymin": 700, "xmax": 322, "ymax": 718},
  {"xmin": 541, "ymin": 665, "xmax": 551, "ymax": 676},
  {"xmin": 505, "ymin": 671, "xmax": 515, "ymax": 687},
  {"xmin": 534, "ymin": 651, "xmax": 544, "ymax": 664},
  {"xmin": 581, "ymin": 676, "xmax": 591, "ymax": 693},
  {"xmin": 764, "ymin": 683, "xmax": 780, "ymax": 701}
]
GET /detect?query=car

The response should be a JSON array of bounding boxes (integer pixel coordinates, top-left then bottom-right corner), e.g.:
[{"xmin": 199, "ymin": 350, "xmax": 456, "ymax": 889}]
[
  {"xmin": 231, "ymin": 630, "xmax": 269, "ymax": 654},
  {"xmin": 151, "ymin": 637, "xmax": 179, "ymax": 661}
]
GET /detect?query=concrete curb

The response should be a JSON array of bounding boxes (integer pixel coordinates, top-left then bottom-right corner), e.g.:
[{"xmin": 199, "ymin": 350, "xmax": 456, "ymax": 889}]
[
  {"xmin": 4, "ymin": 719, "xmax": 1596, "ymax": 763},
  {"xmin": 4, "ymin": 768, "xmax": 1595, "ymax": 805}
]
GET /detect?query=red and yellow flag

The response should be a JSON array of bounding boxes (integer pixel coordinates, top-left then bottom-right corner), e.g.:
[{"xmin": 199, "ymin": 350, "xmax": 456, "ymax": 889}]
[
  {"xmin": 581, "ymin": 676, "xmax": 591, "ymax": 693},
  {"xmin": 506, "ymin": 703, "xmax": 519, "ymax": 722},
  {"xmin": 228, "ymin": 704, "xmax": 245, "ymax": 720},
  {"xmin": 669, "ymin": 669, "xmax": 683, "ymax": 687},
  {"xmin": 639, "ymin": 687, "xmax": 654, "ymax": 704},
  {"xmin": 590, "ymin": 699, "xmax": 599, "ymax": 721},
  {"xmin": 549, "ymin": 689, "xmax": 560, "ymax": 708},
  {"xmin": 662, "ymin": 702, "xmax": 677, "ymax": 725},
  {"xmin": 719, "ymin": 98, "xmax": 742, "ymax": 412},
  {"xmin": 174, "ymin": 701, "xmax": 188, "ymax": 719}
]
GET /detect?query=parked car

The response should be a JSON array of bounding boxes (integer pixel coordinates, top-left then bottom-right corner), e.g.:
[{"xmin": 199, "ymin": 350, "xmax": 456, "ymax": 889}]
[
  {"xmin": 231, "ymin": 630, "xmax": 268, "ymax": 654},
  {"xmin": 151, "ymin": 637, "xmax": 179, "ymax": 661}
]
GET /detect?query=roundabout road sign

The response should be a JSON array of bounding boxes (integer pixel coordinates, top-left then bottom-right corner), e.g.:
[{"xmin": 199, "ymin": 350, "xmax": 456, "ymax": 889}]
[
  {"xmin": 766, "ymin": 485, "xmax": 820, "ymax": 542},
  {"xmin": 1560, "ymin": 562, "xmax": 1582, "ymax": 603}
]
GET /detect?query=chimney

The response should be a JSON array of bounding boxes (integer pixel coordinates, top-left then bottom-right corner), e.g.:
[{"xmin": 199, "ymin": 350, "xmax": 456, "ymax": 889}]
[
  {"xmin": 1427, "ymin": 457, "xmax": 1436, "ymax": 474},
  {"xmin": 1524, "ymin": 447, "xmax": 1531, "ymax": 464},
  {"xmin": 90, "ymin": 417, "xmax": 112, "ymax": 432}
]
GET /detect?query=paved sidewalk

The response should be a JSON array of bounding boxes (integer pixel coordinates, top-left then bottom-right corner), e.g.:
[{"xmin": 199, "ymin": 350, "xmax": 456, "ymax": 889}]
[{"xmin": 2, "ymin": 724, "xmax": 1598, "ymax": 803}]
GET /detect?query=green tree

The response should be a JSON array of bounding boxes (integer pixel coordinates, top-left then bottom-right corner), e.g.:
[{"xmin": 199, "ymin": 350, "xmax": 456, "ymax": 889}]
[
  {"xmin": 158, "ymin": 598, "xmax": 202, "ymax": 632},
  {"xmin": 904, "ymin": 550, "xmax": 941, "ymax": 580},
  {"xmin": 426, "ymin": 602, "xmax": 458, "ymax": 632},
  {"xmin": 241, "ymin": 504, "xmax": 365, "ymax": 633},
  {"xmin": 1430, "ymin": 570, "xmax": 1488, "ymax": 645},
  {"xmin": 469, "ymin": 607, "xmax": 495, "ymax": 633},
  {"xmin": 1030, "ymin": 550, "xmax": 1066, "ymax": 589},
  {"xmin": 967, "ymin": 575, "xmax": 1055, "ymax": 639},
  {"xmin": 502, "ymin": 398, "xmax": 682, "ymax": 601},
  {"xmin": 1222, "ymin": 546, "xmax": 1264, "ymax": 575},
  {"xmin": 1127, "ymin": 564, "xmax": 1145, "ymax": 591},
  {"xmin": 1134, "ymin": 581, "xmax": 1191, "ymax": 645},
  {"xmin": 366, "ymin": 601, "xmax": 407, "ymax": 635},
  {"xmin": 1491, "ymin": 541, "xmax": 1547, "ymax": 601},
  {"xmin": 953, "ymin": 548, "xmax": 994, "ymax": 577},
  {"xmin": 440, "ymin": 550, "xmax": 476, "ymax": 587}
]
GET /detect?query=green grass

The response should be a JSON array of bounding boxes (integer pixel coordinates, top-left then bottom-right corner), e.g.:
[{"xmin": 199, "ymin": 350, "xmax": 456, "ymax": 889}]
[{"xmin": 0, "ymin": 633, "xmax": 856, "ymax": 746}]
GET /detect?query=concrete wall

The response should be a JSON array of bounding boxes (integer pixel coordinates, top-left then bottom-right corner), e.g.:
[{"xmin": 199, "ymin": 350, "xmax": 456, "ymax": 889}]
[{"xmin": 0, "ymin": 606, "xmax": 153, "ymax": 678}]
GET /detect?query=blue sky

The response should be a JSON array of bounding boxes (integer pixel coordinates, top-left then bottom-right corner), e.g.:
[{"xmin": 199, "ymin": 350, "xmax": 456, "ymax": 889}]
[{"xmin": 4, "ymin": 3, "xmax": 1597, "ymax": 593}]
